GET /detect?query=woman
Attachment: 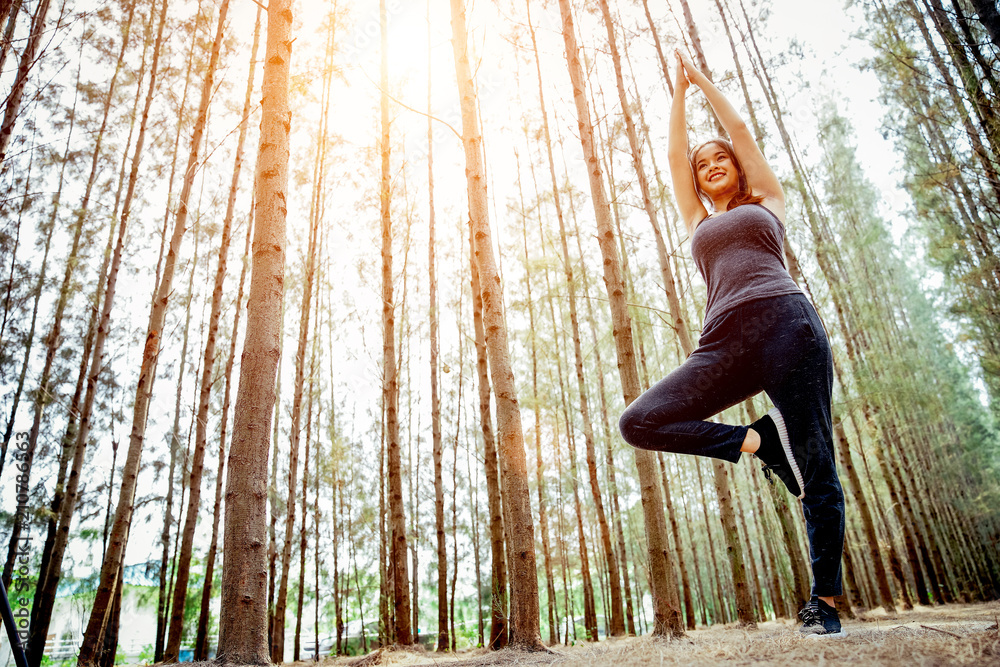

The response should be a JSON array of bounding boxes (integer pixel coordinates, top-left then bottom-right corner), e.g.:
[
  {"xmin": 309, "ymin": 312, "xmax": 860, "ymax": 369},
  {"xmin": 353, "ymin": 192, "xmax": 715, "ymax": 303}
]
[{"xmin": 618, "ymin": 51, "xmax": 846, "ymax": 637}]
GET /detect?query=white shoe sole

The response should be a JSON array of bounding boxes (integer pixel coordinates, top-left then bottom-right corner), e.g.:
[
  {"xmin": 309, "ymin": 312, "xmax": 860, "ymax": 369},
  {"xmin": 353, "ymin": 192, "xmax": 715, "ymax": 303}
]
[
  {"xmin": 768, "ymin": 407, "xmax": 805, "ymax": 500},
  {"xmin": 805, "ymin": 630, "xmax": 847, "ymax": 638}
]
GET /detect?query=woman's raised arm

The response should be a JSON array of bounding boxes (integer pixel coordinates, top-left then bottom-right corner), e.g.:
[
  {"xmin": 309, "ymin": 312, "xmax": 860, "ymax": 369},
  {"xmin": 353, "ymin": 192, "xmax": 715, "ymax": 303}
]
[
  {"xmin": 677, "ymin": 52, "xmax": 784, "ymax": 215},
  {"xmin": 668, "ymin": 53, "xmax": 708, "ymax": 235}
]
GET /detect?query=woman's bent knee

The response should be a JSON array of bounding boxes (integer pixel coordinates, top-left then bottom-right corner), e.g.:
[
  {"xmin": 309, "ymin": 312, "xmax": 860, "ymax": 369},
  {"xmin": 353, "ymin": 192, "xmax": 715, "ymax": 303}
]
[{"xmin": 618, "ymin": 406, "xmax": 645, "ymax": 448}]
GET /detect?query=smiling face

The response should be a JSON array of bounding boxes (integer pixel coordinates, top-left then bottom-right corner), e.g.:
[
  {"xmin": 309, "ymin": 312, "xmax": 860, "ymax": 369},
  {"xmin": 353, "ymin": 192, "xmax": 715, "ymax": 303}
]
[{"xmin": 692, "ymin": 141, "xmax": 739, "ymax": 199}]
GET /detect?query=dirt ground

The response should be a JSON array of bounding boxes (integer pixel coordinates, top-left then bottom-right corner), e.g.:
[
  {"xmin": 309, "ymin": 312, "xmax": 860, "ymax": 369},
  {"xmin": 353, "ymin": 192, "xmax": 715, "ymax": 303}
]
[{"xmin": 302, "ymin": 601, "xmax": 1000, "ymax": 667}]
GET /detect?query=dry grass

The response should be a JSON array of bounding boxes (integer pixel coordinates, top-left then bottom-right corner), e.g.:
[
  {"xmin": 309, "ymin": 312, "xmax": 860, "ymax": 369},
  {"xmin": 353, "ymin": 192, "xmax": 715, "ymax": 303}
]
[{"xmin": 294, "ymin": 601, "xmax": 1000, "ymax": 667}]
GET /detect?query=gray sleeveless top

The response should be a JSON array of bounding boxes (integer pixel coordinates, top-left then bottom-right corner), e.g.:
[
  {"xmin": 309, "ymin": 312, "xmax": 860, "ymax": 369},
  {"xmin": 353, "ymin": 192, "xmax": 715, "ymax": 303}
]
[{"xmin": 691, "ymin": 203, "xmax": 802, "ymax": 325}]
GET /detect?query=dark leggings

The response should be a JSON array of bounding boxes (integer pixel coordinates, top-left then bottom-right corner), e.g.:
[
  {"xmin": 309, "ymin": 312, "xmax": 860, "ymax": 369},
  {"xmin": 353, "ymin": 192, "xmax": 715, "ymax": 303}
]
[{"xmin": 619, "ymin": 293, "xmax": 845, "ymax": 598}]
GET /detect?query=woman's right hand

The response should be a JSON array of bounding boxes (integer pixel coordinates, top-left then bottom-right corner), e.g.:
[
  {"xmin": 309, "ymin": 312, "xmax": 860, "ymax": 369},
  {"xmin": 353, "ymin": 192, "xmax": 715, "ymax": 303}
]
[{"xmin": 675, "ymin": 51, "xmax": 690, "ymax": 92}]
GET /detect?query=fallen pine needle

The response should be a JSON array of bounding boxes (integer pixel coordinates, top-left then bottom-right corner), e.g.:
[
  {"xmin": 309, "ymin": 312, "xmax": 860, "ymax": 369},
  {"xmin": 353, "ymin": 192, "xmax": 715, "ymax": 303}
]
[{"xmin": 919, "ymin": 625, "xmax": 961, "ymax": 639}]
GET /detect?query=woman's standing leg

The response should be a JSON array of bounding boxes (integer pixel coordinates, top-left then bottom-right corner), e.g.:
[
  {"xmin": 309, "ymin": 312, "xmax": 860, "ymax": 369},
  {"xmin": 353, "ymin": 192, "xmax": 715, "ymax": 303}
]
[{"xmin": 754, "ymin": 295, "xmax": 845, "ymax": 601}]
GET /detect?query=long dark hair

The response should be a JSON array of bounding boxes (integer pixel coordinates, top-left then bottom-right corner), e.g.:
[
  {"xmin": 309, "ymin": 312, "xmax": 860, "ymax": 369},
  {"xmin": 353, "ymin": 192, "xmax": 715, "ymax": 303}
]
[{"xmin": 689, "ymin": 137, "xmax": 764, "ymax": 211}]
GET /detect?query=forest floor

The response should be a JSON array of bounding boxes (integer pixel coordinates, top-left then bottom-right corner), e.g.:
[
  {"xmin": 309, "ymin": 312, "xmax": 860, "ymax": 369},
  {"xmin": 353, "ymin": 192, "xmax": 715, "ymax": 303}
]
[{"xmin": 305, "ymin": 601, "xmax": 1000, "ymax": 666}]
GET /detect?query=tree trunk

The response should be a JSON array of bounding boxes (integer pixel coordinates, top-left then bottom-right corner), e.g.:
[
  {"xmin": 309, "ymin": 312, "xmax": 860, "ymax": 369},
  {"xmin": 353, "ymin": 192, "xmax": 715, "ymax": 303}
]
[
  {"xmin": 26, "ymin": 0, "xmax": 169, "ymax": 661},
  {"xmin": 0, "ymin": 0, "xmax": 22, "ymax": 74},
  {"xmin": 273, "ymin": 10, "xmax": 329, "ymax": 657},
  {"xmin": 78, "ymin": 0, "xmax": 230, "ymax": 655},
  {"xmin": 294, "ymin": 360, "xmax": 317, "ymax": 661},
  {"xmin": 0, "ymin": 0, "xmax": 132, "ymax": 509},
  {"xmin": 518, "ymin": 148, "xmax": 558, "ymax": 645},
  {"xmin": 0, "ymin": 0, "xmax": 51, "ymax": 163},
  {"xmin": 554, "ymin": 0, "xmax": 682, "ymax": 637},
  {"xmin": 425, "ymin": 0, "xmax": 447, "ymax": 651},
  {"xmin": 449, "ymin": 0, "xmax": 543, "ymax": 647},
  {"xmin": 970, "ymin": 0, "xmax": 1000, "ymax": 47},
  {"xmin": 525, "ymin": 0, "xmax": 624, "ymax": 637},
  {"xmin": 678, "ymin": 460, "xmax": 708, "ymax": 625},
  {"xmin": 467, "ymin": 220, "xmax": 509, "ymax": 650},
  {"xmin": 448, "ymin": 326, "xmax": 464, "ymax": 653},
  {"xmin": 215, "ymin": 0, "xmax": 292, "ymax": 659},
  {"xmin": 924, "ymin": 0, "xmax": 1000, "ymax": 157},
  {"xmin": 378, "ymin": 0, "xmax": 412, "ymax": 646},
  {"xmin": 657, "ymin": 455, "xmax": 696, "ymax": 629},
  {"xmin": 1, "ymin": 35, "xmax": 82, "ymax": 586},
  {"xmin": 835, "ymin": 417, "xmax": 897, "ymax": 612},
  {"xmin": 157, "ymin": 212, "xmax": 202, "ymax": 660},
  {"xmin": 568, "ymin": 201, "xmax": 637, "ymax": 636},
  {"xmin": 169, "ymin": 3, "xmax": 259, "ymax": 656},
  {"xmin": 193, "ymin": 8, "xmax": 261, "ymax": 660}
]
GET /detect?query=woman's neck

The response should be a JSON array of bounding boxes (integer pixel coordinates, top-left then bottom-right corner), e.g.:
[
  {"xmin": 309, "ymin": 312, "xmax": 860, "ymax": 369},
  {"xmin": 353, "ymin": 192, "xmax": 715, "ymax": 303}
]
[{"xmin": 711, "ymin": 193, "xmax": 735, "ymax": 212}]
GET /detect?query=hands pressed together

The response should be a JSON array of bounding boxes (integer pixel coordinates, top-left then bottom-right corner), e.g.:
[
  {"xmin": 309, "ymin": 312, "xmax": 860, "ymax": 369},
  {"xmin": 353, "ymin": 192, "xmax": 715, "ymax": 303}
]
[{"xmin": 674, "ymin": 49, "xmax": 704, "ymax": 92}]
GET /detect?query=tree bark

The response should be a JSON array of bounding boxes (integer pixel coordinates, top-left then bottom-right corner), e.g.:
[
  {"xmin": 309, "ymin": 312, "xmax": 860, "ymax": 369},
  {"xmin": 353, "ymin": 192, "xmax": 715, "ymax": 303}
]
[
  {"xmin": 449, "ymin": 0, "xmax": 543, "ymax": 647},
  {"xmin": 426, "ymin": 0, "xmax": 448, "ymax": 651},
  {"xmin": 379, "ymin": 0, "xmax": 412, "ymax": 646},
  {"xmin": 193, "ymin": 8, "xmax": 262, "ymax": 660},
  {"xmin": 0, "ymin": 0, "xmax": 22, "ymax": 74},
  {"xmin": 467, "ymin": 221, "xmax": 509, "ymax": 650},
  {"xmin": 215, "ymin": 0, "xmax": 292, "ymax": 659},
  {"xmin": 525, "ymin": 0, "xmax": 624, "ymax": 637},
  {"xmin": 554, "ymin": 0, "xmax": 682, "ymax": 637}
]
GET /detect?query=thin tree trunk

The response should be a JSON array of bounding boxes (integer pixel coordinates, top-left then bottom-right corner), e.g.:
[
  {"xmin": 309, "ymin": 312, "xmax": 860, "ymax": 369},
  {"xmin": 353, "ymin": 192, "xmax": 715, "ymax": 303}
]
[
  {"xmin": 0, "ymin": 0, "xmax": 22, "ymax": 74},
  {"xmin": 295, "ymin": 356, "xmax": 317, "ymax": 661},
  {"xmin": 835, "ymin": 417, "xmax": 896, "ymax": 612},
  {"xmin": 678, "ymin": 460, "xmax": 708, "ymax": 625},
  {"xmin": 215, "ymin": 0, "xmax": 292, "ymax": 659},
  {"xmin": 0, "ymin": 0, "xmax": 132, "ymax": 499},
  {"xmin": 552, "ymin": 418, "xmax": 572, "ymax": 644},
  {"xmin": 158, "ymin": 212, "xmax": 202, "ymax": 660},
  {"xmin": 567, "ymin": 197, "xmax": 637, "ymax": 636},
  {"xmin": 1, "ymin": 33, "xmax": 82, "ymax": 587},
  {"xmin": 95, "ymin": 565, "xmax": 124, "ymax": 667},
  {"xmin": 924, "ymin": 0, "xmax": 1000, "ymax": 158},
  {"xmin": 518, "ymin": 148, "xmax": 558, "ymax": 645},
  {"xmin": 695, "ymin": 460, "xmax": 725, "ymax": 623},
  {"xmin": 78, "ymin": 0, "xmax": 231, "ymax": 654},
  {"xmin": 467, "ymin": 220, "xmax": 509, "ymax": 650},
  {"xmin": 151, "ymin": 0, "xmax": 204, "ymax": 298},
  {"xmin": 26, "ymin": 0, "xmax": 169, "ymax": 661},
  {"xmin": 465, "ymin": 425, "xmax": 485, "ymax": 648},
  {"xmin": 0, "ymin": 0, "xmax": 51, "ymax": 163},
  {"xmin": 565, "ymin": 417, "xmax": 599, "ymax": 641},
  {"xmin": 193, "ymin": 8, "xmax": 261, "ymax": 660},
  {"xmin": 377, "ymin": 0, "xmax": 412, "ymax": 646},
  {"xmin": 525, "ymin": 0, "xmax": 624, "ymax": 637},
  {"xmin": 426, "ymin": 0, "xmax": 447, "ymax": 650},
  {"xmin": 1, "ymin": 91, "xmax": 67, "ymax": 473},
  {"xmin": 448, "ymin": 325, "xmax": 463, "ymax": 652},
  {"xmin": 657, "ymin": 455, "xmax": 696, "ymax": 629}
]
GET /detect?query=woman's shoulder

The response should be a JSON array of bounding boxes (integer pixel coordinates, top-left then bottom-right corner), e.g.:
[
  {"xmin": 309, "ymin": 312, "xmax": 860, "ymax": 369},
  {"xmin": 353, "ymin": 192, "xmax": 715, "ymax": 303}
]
[{"xmin": 752, "ymin": 194, "xmax": 785, "ymax": 224}]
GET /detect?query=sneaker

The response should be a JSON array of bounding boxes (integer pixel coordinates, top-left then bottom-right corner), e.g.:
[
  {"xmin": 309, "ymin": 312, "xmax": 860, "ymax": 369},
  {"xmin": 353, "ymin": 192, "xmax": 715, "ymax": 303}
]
[
  {"xmin": 798, "ymin": 597, "xmax": 846, "ymax": 638},
  {"xmin": 750, "ymin": 407, "xmax": 805, "ymax": 499}
]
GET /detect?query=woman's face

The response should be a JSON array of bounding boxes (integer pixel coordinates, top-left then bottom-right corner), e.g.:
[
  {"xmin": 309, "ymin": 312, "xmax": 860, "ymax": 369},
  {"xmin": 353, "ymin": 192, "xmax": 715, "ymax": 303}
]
[{"xmin": 693, "ymin": 142, "xmax": 739, "ymax": 198}]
